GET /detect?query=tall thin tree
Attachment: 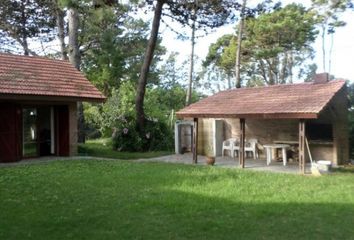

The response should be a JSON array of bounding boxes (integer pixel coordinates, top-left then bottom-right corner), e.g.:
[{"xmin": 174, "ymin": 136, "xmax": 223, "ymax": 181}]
[
  {"xmin": 312, "ymin": 0, "xmax": 348, "ymax": 73},
  {"xmin": 54, "ymin": 0, "xmax": 67, "ymax": 60},
  {"xmin": 185, "ymin": 2, "xmax": 197, "ymax": 106},
  {"xmin": 135, "ymin": 0, "xmax": 165, "ymax": 132},
  {"xmin": 234, "ymin": 0, "xmax": 247, "ymax": 88},
  {"xmin": 67, "ymin": 3, "xmax": 85, "ymax": 143},
  {"xmin": 68, "ymin": 7, "xmax": 80, "ymax": 69}
]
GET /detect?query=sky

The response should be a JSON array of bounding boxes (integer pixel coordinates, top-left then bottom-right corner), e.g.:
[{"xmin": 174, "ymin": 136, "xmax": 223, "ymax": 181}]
[{"xmin": 158, "ymin": 0, "xmax": 354, "ymax": 82}]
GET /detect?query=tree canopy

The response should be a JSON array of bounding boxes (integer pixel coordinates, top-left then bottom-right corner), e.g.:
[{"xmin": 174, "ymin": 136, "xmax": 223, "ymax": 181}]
[
  {"xmin": 204, "ymin": 3, "xmax": 319, "ymax": 87},
  {"xmin": 0, "ymin": 0, "xmax": 56, "ymax": 55}
]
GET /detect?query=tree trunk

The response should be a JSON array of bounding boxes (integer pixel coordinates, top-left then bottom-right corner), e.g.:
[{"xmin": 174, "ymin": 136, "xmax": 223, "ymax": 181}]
[
  {"xmin": 185, "ymin": 15, "xmax": 196, "ymax": 106},
  {"xmin": 56, "ymin": 6, "xmax": 67, "ymax": 60},
  {"xmin": 234, "ymin": 0, "xmax": 247, "ymax": 88},
  {"xmin": 321, "ymin": 25, "xmax": 326, "ymax": 72},
  {"xmin": 135, "ymin": 0, "xmax": 164, "ymax": 133},
  {"xmin": 20, "ymin": 0, "xmax": 29, "ymax": 56},
  {"xmin": 266, "ymin": 59, "xmax": 275, "ymax": 85},
  {"xmin": 274, "ymin": 57, "xmax": 279, "ymax": 84},
  {"xmin": 22, "ymin": 37, "xmax": 30, "ymax": 56},
  {"xmin": 68, "ymin": 8, "xmax": 80, "ymax": 69},
  {"xmin": 288, "ymin": 51, "xmax": 294, "ymax": 83},
  {"xmin": 279, "ymin": 53, "xmax": 287, "ymax": 84},
  {"xmin": 259, "ymin": 60, "xmax": 268, "ymax": 84},
  {"xmin": 328, "ymin": 33, "xmax": 334, "ymax": 74},
  {"xmin": 67, "ymin": 7, "xmax": 85, "ymax": 143},
  {"xmin": 227, "ymin": 75, "xmax": 231, "ymax": 89}
]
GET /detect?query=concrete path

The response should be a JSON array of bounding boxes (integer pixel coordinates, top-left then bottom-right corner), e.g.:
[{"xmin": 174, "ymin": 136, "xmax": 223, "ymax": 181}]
[
  {"xmin": 0, "ymin": 154, "xmax": 310, "ymax": 174},
  {"xmin": 136, "ymin": 153, "xmax": 310, "ymax": 174}
]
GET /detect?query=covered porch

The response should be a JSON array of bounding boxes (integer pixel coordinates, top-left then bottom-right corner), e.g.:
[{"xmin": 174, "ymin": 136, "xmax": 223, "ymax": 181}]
[
  {"xmin": 189, "ymin": 117, "xmax": 309, "ymax": 174},
  {"xmin": 176, "ymin": 75, "xmax": 348, "ymax": 174}
]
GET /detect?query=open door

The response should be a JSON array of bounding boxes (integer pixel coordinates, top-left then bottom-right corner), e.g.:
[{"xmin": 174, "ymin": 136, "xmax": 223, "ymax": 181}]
[
  {"xmin": 56, "ymin": 105, "xmax": 70, "ymax": 156},
  {"xmin": 0, "ymin": 103, "xmax": 21, "ymax": 162},
  {"xmin": 175, "ymin": 121, "xmax": 194, "ymax": 154},
  {"xmin": 22, "ymin": 108, "xmax": 39, "ymax": 158}
]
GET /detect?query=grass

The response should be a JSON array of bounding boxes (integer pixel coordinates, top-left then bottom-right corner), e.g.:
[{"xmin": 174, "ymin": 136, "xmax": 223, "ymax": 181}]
[
  {"xmin": 334, "ymin": 164, "xmax": 354, "ymax": 173},
  {"xmin": 0, "ymin": 160, "xmax": 354, "ymax": 239},
  {"xmin": 78, "ymin": 138, "xmax": 172, "ymax": 159}
]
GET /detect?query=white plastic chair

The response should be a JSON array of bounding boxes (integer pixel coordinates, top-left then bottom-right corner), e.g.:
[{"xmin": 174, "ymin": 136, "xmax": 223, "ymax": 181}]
[
  {"xmin": 222, "ymin": 138, "xmax": 237, "ymax": 157},
  {"xmin": 245, "ymin": 138, "xmax": 258, "ymax": 159},
  {"xmin": 233, "ymin": 140, "xmax": 240, "ymax": 157}
]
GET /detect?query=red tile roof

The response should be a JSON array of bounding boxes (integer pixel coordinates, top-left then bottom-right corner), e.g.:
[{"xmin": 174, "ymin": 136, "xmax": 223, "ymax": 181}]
[
  {"xmin": 0, "ymin": 53, "xmax": 105, "ymax": 102},
  {"xmin": 177, "ymin": 80, "xmax": 346, "ymax": 119}
]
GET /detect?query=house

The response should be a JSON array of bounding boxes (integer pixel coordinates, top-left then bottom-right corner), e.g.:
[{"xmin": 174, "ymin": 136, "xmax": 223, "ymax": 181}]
[
  {"xmin": 176, "ymin": 73, "xmax": 349, "ymax": 173},
  {"xmin": 0, "ymin": 53, "xmax": 105, "ymax": 163}
]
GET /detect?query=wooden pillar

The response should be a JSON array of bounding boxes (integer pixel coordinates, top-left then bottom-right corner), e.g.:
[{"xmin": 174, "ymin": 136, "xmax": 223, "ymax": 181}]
[
  {"xmin": 192, "ymin": 118, "xmax": 198, "ymax": 164},
  {"xmin": 239, "ymin": 118, "xmax": 245, "ymax": 168},
  {"xmin": 299, "ymin": 119, "xmax": 306, "ymax": 174}
]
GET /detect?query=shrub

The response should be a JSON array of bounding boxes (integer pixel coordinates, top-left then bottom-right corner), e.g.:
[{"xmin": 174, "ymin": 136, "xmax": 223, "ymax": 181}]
[
  {"xmin": 83, "ymin": 103, "xmax": 103, "ymax": 139},
  {"xmin": 111, "ymin": 116, "xmax": 141, "ymax": 151},
  {"xmin": 84, "ymin": 81, "xmax": 178, "ymax": 151},
  {"xmin": 143, "ymin": 119, "xmax": 173, "ymax": 151},
  {"xmin": 112, "ymin": 117, "xmax": 173, "ymax": 152}
]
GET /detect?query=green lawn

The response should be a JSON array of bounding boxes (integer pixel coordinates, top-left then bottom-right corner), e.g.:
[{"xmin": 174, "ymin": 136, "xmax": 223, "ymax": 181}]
[
  {"xmin": 78, "ymin": 138, "xmax": 171, "ymax": 159},
  {"xmin": 1, "ymin": 160, "xmax": 354, "ymax": 240}
]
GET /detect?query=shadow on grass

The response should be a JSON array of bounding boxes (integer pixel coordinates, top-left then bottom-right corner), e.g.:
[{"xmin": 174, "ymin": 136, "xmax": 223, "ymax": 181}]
[
  {"xmin": 125, "ymin": 193, "xmax": 354, "ymax": 240},
  {"xmin": 78, "ymin": 143, "xmax": 172, "ymax": 160},
  {"xmin": 0, "ymin": 160, "xmax": 353, "ymax": 240}
]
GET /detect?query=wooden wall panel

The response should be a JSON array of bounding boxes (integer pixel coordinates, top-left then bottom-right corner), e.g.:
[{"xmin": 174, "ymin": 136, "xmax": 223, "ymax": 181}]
[
  {"xmin": 0, "ymin": 103, "xmax": 21, "ymax": 162},
  {"xmin": 56, "ymin": 105, "xmax": 70, "ymax": 156}
]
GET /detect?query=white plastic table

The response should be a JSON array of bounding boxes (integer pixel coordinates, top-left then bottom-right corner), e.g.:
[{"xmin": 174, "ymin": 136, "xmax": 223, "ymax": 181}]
[{"xmin": 263, "ymin": 144, "xmax": 290, "ymax": 166}]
